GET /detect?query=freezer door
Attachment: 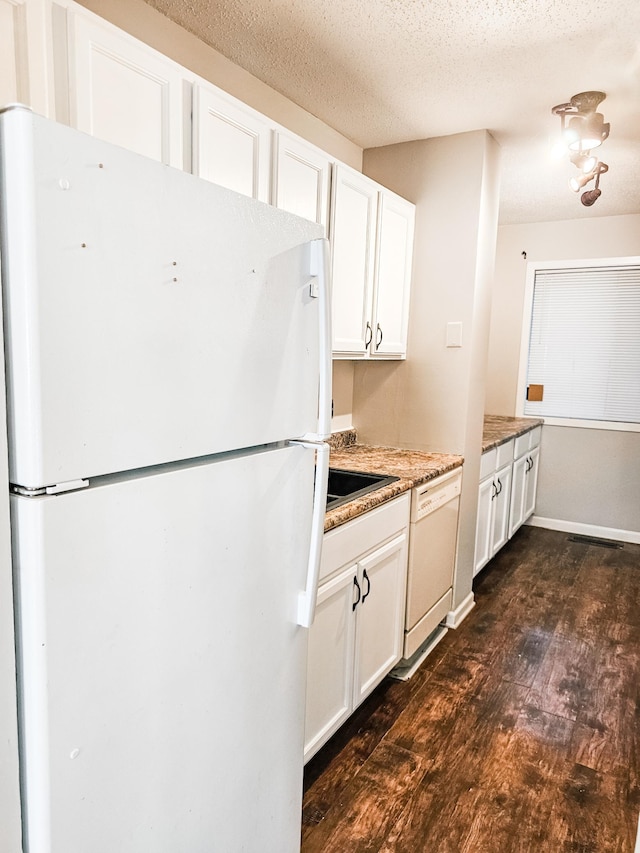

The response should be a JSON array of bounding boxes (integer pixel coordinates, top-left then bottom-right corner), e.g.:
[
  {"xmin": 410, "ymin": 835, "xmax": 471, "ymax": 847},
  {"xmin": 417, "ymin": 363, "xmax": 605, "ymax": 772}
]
[
  {"xmin": 12, "ymin": 445, "xmax": 313, "ymax": 853},
  {"xmin": 0, "ymin": 108, "xmax": 326, "ymax": 487}
]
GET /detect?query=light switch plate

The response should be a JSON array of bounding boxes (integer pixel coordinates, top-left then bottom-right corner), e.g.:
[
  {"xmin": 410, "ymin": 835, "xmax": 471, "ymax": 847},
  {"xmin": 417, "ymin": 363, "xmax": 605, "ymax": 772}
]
[{"xmin": 446, "ymin": 321, "xmax": 463, "ymax": 347}]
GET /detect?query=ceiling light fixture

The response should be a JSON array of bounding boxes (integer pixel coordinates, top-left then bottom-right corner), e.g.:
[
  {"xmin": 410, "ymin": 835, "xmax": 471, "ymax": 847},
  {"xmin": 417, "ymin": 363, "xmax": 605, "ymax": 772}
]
[
  {"xmin": 580, "ymin": 162, "xmax": 608, "ymax": 207},
  {"xmin": 551, "ymin": 91, "xmax": 610, "ymax": 207}
]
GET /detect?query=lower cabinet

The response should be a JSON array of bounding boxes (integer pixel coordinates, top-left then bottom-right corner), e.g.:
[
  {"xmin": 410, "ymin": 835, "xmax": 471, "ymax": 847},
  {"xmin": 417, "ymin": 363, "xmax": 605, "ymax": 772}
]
[
  {"xmin": 304, "ymin": 494, "xmax": 409, "ymax": 763},
  {"xmin": 509, "ymin": 436, "xmax": 541, "ymax": 537},
  {"xmin": 474, "ymin": 441, "xmax": 513, "ymax": 576},
  {"xmin": 474, "ymin": 426, "xmax": 541, "ymax": 576}
]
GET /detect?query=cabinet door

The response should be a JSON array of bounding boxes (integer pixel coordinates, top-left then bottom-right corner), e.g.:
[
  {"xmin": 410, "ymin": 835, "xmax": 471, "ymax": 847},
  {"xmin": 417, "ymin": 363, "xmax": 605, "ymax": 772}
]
[
  {"xmin": 523, "ymin": 446, "xmax": 540, "ymax": 521},
  {"xmin": 330, "ymin": 165, "xmax": 378, "ymax": 357},
  {"xmin": 273, "ymin": 131, "xmax": 331, "ymax": 230},
  {"xmin": 0, "ymin": 0, "xmax": 27, "ymax": 107},
  {"xmin": 192, "ymin": 82, "xmax": 271, "ymax": 202},
  {"xmin": 509, "ymin": 454, "xmax": 528, "ymax": 538},
  {"xmin": 474, "ymin": 475, "xmax": 494, "ymax": 576},
  {"xmin": 304, "ymin": 564, "xmax": 357, "ymax": 762},
  {"xmin": 0, "ymin": 0, "xmax": 50, "ymax": 115},
  {"xmin": 67, "ymin": 9, "xmax": 184, "ymax": 166},
  {"xmin": 353, "ymin": 532, "xmax": 407, "ymax": 707},
  {"xmin": 491, "ymin": 461, "xmax": 512, "ymax": 556},
  {"xmin": 370, "ymin": 190, "xmax": 414, "ymax": 359}
]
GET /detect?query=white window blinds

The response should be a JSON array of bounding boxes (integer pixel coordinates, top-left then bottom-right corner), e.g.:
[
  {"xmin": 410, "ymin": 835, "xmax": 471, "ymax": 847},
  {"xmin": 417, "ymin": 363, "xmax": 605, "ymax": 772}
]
[{"xmin": 523, "ymin": 264, "xmax": 640, "ymax": 424}]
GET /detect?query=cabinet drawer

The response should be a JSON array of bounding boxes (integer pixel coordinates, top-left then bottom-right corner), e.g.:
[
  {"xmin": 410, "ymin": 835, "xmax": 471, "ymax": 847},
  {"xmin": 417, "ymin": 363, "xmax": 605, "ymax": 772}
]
[
  {"xmin": 321, "ymin": 493, "xmax": 410, "ymax": 583},
  {"xmin": 479, "ymin": 448, "xmax": 496, "ymax": 480},
  {"xmin": 495, "ymin": 439, "xmax": 514, "ymax": 468},
  {"xmin": 514, "ymin": 426, "xmax": 542, "ymax": 458},
  {"xmin": 529, "ymin": 426, "xmax": 542, "ymax": 449}
]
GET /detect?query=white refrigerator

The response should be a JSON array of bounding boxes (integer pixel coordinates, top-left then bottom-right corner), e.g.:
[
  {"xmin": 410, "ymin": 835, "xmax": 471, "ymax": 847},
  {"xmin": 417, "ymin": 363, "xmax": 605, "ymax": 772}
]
[{"xmin": 0, "ymin": 105, "xmax": 331, "ymax": 853}]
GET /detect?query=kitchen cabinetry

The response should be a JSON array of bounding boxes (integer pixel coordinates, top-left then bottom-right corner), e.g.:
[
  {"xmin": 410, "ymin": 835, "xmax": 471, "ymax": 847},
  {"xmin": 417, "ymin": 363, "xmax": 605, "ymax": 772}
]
[
  {"xmin": 1, "ymin": 0, "xmax": 29, "ymax": 107},
  {"xmin": 0, "ymin": 0, "xmax": 50, "ymax": 115},
  {"xmin": 15, "ymin": 1, "xmax": 417, "ymax": 345},
  {"xmin": 474, "ymin": 440, "xmax": 513, "ymax": 577},
  {"xmin": 304, "ymin": 493, "xmax": 409, "ymax": 762},
  {"xmin": 192, "ymin": 81, "xmax": 272, "ymax": 202},
  {"xmin": 509, "ymin": 427, "xmax": 541, "ymax": 537},
  {"xmin": 64, "ymin": 4, "xmax": 185, "ymax": 166},
  {"xmin": 331, "ymin": 164, "xmax": 414, "ymax": 359},
  {"xmin": 372, "ymin": 190, "xmax": 415, "ymax": 357},
  {"xmin": 272, "ymin": 131, "xmax": 331, "ymax": 231},
  {"xmin": 474, "ymin": 427, "xmax": 541, "ymax": 576}
]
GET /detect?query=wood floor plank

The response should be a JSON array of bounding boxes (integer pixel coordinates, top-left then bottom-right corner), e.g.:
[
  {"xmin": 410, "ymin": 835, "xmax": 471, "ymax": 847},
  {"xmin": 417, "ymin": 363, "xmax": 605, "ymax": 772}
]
[
  {"xmin": 378, "ymin": 770, "xmax": 486, "ymax": 853},
  {"xmin": 386, "ymin": 655, "xmax": 492, "ymax": 760},
  {"xmin": 570, "ymin": 639, "xmax": 640, "ymax": 782},
  {"xmin": 525, "ymin": 633, "xmax": 595, "ymax": 721},
  {"xmin": 302, "ymin": 677, "xmax": 412, "ymax": 841},
  {"xmin": 302, "ymin": 741, "xmax": 429, "ymax": 853}
]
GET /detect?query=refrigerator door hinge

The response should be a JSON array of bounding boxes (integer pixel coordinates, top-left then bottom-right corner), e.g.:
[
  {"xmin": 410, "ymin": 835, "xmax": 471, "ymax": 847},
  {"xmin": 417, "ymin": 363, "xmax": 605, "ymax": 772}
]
[{"xmin": 11, "ymin": 479, "xmax": 90, "ymax": 497}]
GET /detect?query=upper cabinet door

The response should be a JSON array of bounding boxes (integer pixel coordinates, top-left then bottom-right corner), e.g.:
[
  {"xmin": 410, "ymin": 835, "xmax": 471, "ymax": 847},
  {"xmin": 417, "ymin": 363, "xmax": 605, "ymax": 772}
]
[
  {"xmin": 0, "ymin": 0, "xmax": 51, "ymax": 115},
  {"xmin": 192, "ymin": 82, "xmax": 271, "ymax": 202},
  {"xmin": 0, "ymin": 0, "xmax": 28, "ymax": 106},
  {"xmin": 273, "ymin": 131, "xmax": 331, "ymax": 231},
  {"xmin": 371, "ymin": 190, "xmax": 415, "ymax": 359},
  {"xmin": 330, "ymin": 164, "xmax": 378, "ymax": 357},
  {"xmin": 67, "ymin": 8, "xmax": 184, "ymax": 167}
]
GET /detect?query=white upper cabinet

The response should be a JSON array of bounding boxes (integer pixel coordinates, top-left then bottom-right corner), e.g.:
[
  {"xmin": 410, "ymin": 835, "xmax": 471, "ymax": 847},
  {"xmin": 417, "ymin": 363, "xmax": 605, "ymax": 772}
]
[
  {"xmin": 0, "ymin": 0, "xmax": 28, "ymax": 106},
  {"xmin": 11, "ymin": 1, "xmax": 417, "ymax": 358},
  {"xmin": 192, "ymin": 81, "xmax": 272, "ymax": 202},
  {"xmin": 0, "ymin": 0, "xmax": 52, "ymax": 115},
  {"xmin": 330, "ymin": 165, "xmax": 378, "ymax": 355},
  {"xmin": 331, "ymin": 164, "xmax": 414, "ymax": 359},
  {"xmin": 273, "ymin": 131, "xmax": 331, "ymax": 231},
  {"xmin": 65, "ymin": 6, "xmax": 184, "ymax": 166},
  {"xmin": 371, "ymin": 190, "xmax": 415, "ymax": 358}
]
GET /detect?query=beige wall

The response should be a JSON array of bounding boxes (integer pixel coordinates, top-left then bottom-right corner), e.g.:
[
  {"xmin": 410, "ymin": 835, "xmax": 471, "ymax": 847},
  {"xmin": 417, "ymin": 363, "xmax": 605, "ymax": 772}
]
[
  {"xmin": 353, "ymin": 131, "xmax": 501, "ymax": 611},
  {"xmin": 71, "ymin": 0, "xmax": 363, "ymax": 169},
  {"xmin": 331, "ymin": 361, "xmax": 355, "ymax": 432},
  {"xmin": 487, "ymin": 214, "xmax": 640, "ymax": 538}
]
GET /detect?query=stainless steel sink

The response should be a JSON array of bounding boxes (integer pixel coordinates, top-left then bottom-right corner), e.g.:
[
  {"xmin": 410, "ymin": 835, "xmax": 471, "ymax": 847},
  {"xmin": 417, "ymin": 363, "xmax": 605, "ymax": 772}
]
[{"xmin": 326, "ymin": 468, "xmax": 399, "ymax": 510}]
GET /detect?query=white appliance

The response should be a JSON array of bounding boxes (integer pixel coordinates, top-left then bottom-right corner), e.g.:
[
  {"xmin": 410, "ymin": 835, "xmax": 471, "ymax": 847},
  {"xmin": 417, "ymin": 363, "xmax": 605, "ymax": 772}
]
[
  {"xmin": 393, "ymin": 469, "xmax": 461, "ymax": 679},
  {"xmin": 0, "ymin": 105, "xmax": 331, "ymax": 853}
]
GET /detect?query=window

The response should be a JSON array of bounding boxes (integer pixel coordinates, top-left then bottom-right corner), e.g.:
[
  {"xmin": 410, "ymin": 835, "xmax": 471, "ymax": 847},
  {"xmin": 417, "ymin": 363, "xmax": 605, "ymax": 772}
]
[{"xmin": 518, "ymin": 258, "xmax": 640, "ymax": 431}]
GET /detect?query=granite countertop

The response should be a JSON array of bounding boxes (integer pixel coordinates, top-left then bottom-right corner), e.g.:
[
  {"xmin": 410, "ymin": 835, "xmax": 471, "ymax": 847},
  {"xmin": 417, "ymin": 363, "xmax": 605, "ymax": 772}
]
[
  {"xmin": 482, "ymin": 414, "xmax": 544, "ymax": 453},
  {"xmin": 325, "ymin": 433, "xmax": 463, "ymax": 532}
]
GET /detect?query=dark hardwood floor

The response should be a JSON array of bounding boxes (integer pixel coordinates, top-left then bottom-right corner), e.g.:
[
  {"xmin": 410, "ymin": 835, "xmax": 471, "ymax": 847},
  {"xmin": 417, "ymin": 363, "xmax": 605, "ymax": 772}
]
[{"xmin": 301, "ymin": 526, "xmax": 640, "ymax": 852}]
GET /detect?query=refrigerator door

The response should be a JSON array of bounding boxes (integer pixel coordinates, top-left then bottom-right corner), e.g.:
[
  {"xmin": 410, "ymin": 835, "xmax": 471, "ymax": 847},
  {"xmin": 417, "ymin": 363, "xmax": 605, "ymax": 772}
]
[
  {"xmin": 0, "ymin": 108, "xmax": 327, "ymax": 488},
  {"xmin": 12, "ymin": 444, "xmax": 313, "ymax": 853}
]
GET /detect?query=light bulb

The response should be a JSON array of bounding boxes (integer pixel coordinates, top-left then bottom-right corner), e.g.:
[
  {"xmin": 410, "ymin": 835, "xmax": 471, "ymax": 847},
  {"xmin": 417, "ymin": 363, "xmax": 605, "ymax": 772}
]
[
  {"xmin": 569, "ymin": 171, "xmax": 595, "ymax": 192},
  {"xmin": 571, "ymin": 152, "xmax": 598, "ymax": 173}
]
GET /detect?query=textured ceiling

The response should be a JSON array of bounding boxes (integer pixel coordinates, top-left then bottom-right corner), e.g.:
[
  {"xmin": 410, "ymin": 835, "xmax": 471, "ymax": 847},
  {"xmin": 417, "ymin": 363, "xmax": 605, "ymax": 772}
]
[{"xmin": 142, "ymin": 0, "xmax": 640, "ymax": 224}]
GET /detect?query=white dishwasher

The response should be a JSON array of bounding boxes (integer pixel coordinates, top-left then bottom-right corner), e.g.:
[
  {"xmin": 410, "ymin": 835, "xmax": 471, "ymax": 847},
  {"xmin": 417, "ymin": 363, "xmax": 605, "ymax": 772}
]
[{"xmin": 393, "ymin": 468, "xmax": 462, "ymax": 679}]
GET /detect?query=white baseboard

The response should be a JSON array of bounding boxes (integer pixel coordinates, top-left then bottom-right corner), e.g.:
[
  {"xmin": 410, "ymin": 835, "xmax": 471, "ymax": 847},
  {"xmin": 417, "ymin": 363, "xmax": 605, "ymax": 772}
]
[
  {"xmin": 527, "ymin": 515, "xmax": 640, "ymax": 545},
  {"xmin": 446, "ymin": 592, "xmax": 475, "ymax": 629}
]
